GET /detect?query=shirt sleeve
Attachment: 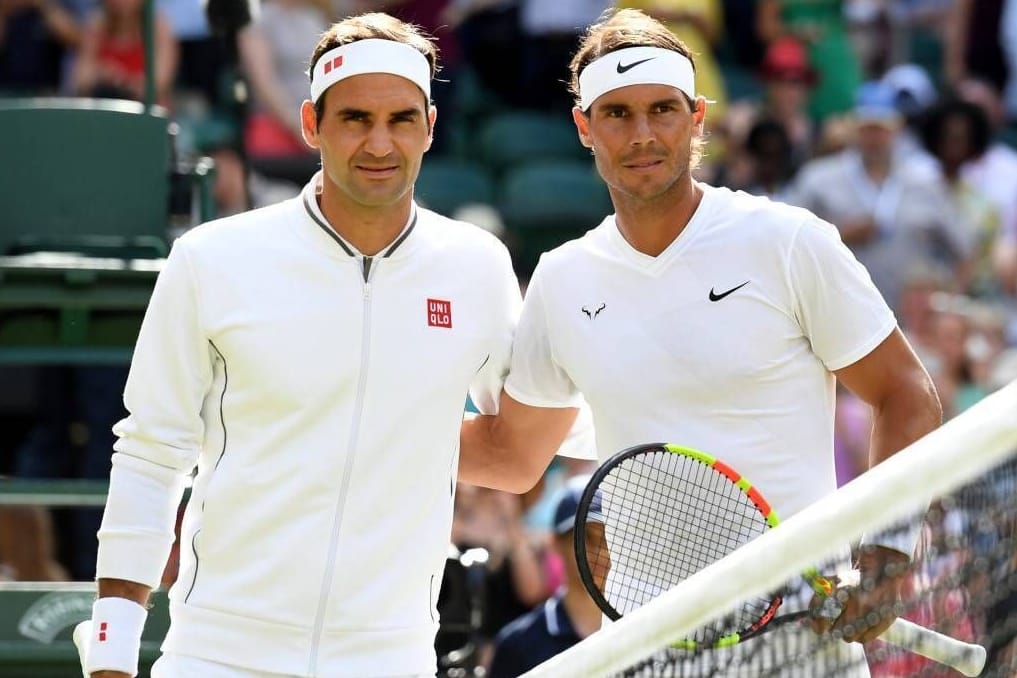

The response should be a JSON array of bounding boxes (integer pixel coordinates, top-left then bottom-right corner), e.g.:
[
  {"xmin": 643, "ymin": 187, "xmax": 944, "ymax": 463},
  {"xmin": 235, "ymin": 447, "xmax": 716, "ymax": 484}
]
[
  {"xmin": 468, "ymin": 241, "xmax": 523, "ymax": 415},
  {"xmin": 789, "ymin": 217, "xmax": 897, "ymax": 371},
  {"xmin": 503, "ymin": 265, "xmax": 583, "ymax": 408},
  {"xmin": 96, "ymin": 237, "xmax": 214, "ymax": 587}
]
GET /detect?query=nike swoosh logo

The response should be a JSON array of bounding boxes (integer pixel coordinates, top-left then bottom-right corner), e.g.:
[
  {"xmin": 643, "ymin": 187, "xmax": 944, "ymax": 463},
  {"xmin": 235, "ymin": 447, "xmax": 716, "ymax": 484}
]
[
  {"xmin": 708, "ymin": 281, "xmax": 750, "ymax": 302},
  {"xmin": 616, "ymin": 58, "xmax": 655, "ymax": 74}
]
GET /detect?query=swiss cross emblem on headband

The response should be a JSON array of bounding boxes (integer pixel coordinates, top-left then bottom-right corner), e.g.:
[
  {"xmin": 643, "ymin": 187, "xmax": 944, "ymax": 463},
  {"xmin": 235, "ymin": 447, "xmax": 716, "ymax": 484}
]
[
  {"xmin": 323, "ymin": 55, "xmax": 343, "ymax": 74},
  {"xmin": 427, "ymin": 298, "xmax": 452, "ymax": 328}
]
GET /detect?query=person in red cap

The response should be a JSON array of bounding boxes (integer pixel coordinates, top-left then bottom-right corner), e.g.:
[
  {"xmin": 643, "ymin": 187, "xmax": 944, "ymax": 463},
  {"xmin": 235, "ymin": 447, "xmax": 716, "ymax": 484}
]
[{"xmin": 757, "ymin": 35, "xmax": 818, "ymax": 172}]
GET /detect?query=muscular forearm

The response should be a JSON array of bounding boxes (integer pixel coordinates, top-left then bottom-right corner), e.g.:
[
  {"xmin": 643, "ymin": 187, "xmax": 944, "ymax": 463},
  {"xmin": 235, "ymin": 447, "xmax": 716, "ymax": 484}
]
[
  {"xmin": 867, "ymin": 377, "xmax": 942, "ymax": 468},
  {"xmin": 458, "ymin": 415, "xmax": 547, "ymax": 493},
  {"xmin": 458, "ymin": 392, "xmax": 578, "ymax": 493}
]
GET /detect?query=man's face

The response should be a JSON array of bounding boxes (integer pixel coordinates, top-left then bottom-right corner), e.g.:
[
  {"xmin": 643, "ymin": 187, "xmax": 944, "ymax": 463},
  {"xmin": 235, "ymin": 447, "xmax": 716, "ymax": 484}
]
[
  {"xmin": 573, "ymin": 84, "xmax": 705, "ymax": 204},
  {"xmin": 302, "ymin": 72, "xmax": 434, "ymax": 210}
]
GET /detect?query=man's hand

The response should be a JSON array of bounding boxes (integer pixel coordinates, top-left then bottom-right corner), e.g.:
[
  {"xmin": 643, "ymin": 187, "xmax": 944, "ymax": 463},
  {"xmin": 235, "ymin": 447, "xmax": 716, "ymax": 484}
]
[{"xmin": 810, "ymin": 546, "xmax": 910, "ymax": 643}]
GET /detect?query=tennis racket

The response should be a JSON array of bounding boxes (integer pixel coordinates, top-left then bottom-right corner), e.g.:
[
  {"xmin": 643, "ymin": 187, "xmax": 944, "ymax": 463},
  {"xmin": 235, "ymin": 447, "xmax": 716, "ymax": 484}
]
[{"xmin": 573, "ymin": 443, "xmax": 987, "ymax": 677}]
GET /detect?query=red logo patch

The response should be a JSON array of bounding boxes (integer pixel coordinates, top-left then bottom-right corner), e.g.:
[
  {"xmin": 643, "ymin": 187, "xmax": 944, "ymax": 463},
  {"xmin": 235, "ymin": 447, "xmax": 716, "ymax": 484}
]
[
  {"xmin": 98, "ymin": 622, "xmax": 108, "ymax": 642},
  {"xmin": 323, "ymin": 55, "xmax": 343, "ymax": 74},
  {"xmin": 427, "ymin": 298, "xmax": 452, "ymax": 328}
]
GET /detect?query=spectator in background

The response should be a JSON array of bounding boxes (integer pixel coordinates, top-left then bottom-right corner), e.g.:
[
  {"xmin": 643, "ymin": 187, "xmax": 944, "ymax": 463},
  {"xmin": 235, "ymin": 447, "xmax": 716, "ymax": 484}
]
[
  {"xmin": 920, "ymin": 98, "xmax": 1003, "ymax": 299},
  {"xmin": 884, "ymin": 0, "xmax": 952, "ymax": 83},
  {"xmin": 443, "ymin": 0, "xmax": 524, "ymax": 109},
  {"xmin": 927, "ymin": 304, "xmax": 987, "ymax": 418},
  {"xmin": 944, "ymin": 0, "xmax": 1009, "ymax": 95},
  {"xmin": 720, "ymin": 0, "xmax": 764, "ymax": 73},
  {"xmin": 756, "ymin": 35, "xmax": 818, "ymax": 173},
  {"xmin": 451, "ymin": 484, "xmax": 555, "ymax": 668},
  {"xmin": 517, "ymin": 0, "xmax": 613, "ymax": 115},
  {"xmin": 897, "ymin": 263, "xmax": 953, "ymax": 360},
  {"xmin": 11, "ymin": 365, "xmax": 130, "ymax": 580},
  {"xmin": 0, "ymin": 0, "xmax": 84, "ymax": 94},
  {"xmin": 786, "ymin": 81, "xmax": 974, "ymax": 313},
  {"xmin": 880, "ymin": 62, "xmax": 939, "ymax": 164},
  {"xmin": 1003, "ymin": 0, "xmax": 1017, "ymax": 122},
  {"xmin": 739, "ymin": 117, "xmax": 795, "ymax": 201},
  {"xmin": 72, "ymin": 0, "xmax": 177, "ymax": 105},
  {"xmin": 236, "ymin": 0, "xmax": 328, "ymax": 188},
  {"xmin": 157, "ymin": 0, "xmax": 228, "ymax": 108},
  {"xmin": 757, "ymin": 0, "xmax": 862, "ymax": 121},
  {"xmin": 0, "ymin": 505, "xmax": 69, "ymax": 581},
  {"xmin": 487, "ymin": 476, "xmax": 604, "ymax": 678},
  {"xmin": 953, "ymin": 78, "xmax": 1017, "ymax": 303}
]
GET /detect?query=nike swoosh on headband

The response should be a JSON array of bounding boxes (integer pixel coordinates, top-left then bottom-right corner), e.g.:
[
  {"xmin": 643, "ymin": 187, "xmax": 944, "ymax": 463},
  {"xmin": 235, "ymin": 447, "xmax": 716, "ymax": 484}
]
[{"xmin": 616, "ymin": 58, "xmax": 655, "ymax": 74}]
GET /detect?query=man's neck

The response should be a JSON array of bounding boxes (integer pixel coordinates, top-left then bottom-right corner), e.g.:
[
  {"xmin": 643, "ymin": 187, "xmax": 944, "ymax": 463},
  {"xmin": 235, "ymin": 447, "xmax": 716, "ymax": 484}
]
[
  {"xmin": 317, "ymin": 186, "xmax": 412, "ymax": 257},
  {"xmin": 613, "ymin": 177, "xmax": 703, "ymax": 257}
]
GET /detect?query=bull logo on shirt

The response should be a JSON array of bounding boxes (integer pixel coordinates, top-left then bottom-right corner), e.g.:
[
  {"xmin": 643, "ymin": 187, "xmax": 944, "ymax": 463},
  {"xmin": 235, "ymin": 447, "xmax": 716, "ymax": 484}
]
[{"xmin": 581, "ymin": 303, "xmax": 606, "ymax": 319}]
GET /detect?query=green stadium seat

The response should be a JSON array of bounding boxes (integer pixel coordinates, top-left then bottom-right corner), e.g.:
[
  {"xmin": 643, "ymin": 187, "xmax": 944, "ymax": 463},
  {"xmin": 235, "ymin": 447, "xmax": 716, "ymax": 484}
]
[
  {"xmin": 476, "ymin": 110, "xmax": 588, "ymax": 174},
  {"xmin": 414, "ymin": 158, "xmax": 496, "ymax": 215},
  {"xmin": 0, "ymin": 98, "xmax": 175, "ymax": 258},
  {"xmin": 0, "ymin": 98, "xmax": 201, "ymax": 363},
  {"xmin": 497, "ymin": 161, "xmax": 613, "ymax": 278}
]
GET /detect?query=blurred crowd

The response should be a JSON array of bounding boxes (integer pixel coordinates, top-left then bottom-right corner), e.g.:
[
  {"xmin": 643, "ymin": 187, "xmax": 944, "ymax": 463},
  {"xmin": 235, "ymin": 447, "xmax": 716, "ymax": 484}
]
[{"xmin": 2, "ymin": 0, "xmax": 1017, "ymax": 675}]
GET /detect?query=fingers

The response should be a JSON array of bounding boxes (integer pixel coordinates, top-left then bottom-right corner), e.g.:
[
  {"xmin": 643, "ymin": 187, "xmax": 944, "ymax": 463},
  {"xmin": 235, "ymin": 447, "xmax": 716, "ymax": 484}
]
[{"xmin": 825, "ymin": 585, "xmax": 902, "ymax": 643}]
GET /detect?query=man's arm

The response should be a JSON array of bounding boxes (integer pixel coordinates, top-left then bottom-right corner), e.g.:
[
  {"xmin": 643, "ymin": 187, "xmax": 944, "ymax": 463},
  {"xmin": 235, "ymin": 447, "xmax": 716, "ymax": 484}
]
[
  {"xmin": 86, "ymin": 580, "xmax": 151, "ymax": 677},
  {"xmin": 828, "ymin": 327, "xmax": 942, "ymax": 642},
  {"xmin": 834, "ymin": 327, "xmax": 942, "ymax": 470},
  {"xmin": 459, "ymin": 391, "xmax": 578, "ymax": 494}
]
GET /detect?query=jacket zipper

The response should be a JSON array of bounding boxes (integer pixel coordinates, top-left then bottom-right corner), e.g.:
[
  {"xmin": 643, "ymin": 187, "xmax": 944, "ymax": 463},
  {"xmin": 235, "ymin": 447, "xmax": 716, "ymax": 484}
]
[{"xmin": 307, "ymin": 255, "xmax": 375, "ymax": 676}]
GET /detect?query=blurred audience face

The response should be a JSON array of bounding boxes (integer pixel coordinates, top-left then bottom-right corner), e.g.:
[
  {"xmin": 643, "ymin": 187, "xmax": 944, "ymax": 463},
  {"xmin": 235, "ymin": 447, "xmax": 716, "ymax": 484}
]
[
  {"xmin": 930, "ymin": 311, "xmax": 971, "ymax": 379},
  {"xmin": 855, "ymin": 121, "xmax": 897, "ymax": 164},
  {"xmin": 934, "ymin": 113, "xmax": 977, "ymax": 175},
  {"xmin": 767, "ymin": 79, "xmax": 810, "ymax": 120}
]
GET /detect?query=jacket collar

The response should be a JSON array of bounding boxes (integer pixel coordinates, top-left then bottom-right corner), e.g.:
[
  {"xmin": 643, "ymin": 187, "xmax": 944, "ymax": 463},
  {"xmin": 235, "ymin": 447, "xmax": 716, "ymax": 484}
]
[{"xmin": 300, "ymin": 170, "xmax": 418, "ymax": 259}]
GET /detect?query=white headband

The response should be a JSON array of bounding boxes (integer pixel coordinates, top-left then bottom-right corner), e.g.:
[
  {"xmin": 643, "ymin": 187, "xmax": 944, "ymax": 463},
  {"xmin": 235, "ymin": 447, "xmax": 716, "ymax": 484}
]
[
  {"xmin": 309, "ymin": 38, "xmax": 431, "ymax": 104},
  {"xmin": 578, "ymin": 46, "xmax": 695, "ymax": 111}
]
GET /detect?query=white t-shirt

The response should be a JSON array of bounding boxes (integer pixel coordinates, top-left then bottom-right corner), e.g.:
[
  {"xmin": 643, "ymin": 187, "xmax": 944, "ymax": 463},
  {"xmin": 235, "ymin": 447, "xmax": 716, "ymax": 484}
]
[{"xmin": 505, "ymin": 183, "xmax": 896, "ymax": 521}]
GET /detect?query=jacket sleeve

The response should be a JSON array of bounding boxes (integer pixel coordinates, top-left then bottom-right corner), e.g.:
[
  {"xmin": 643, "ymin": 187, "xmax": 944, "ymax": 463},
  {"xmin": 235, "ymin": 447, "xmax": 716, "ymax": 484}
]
[
  {"xmin": 469, "ymin": 241, "xmax": 522, "ymax": 415},
  {"xmin": 96, "ymin": 237, "xmax": 215, "ymax": 587}
]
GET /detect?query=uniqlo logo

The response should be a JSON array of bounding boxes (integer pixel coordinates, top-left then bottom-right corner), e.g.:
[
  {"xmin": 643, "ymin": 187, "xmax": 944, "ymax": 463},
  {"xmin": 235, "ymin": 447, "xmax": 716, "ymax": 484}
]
[
  {"xmin": 427, "ymin": 299, "xmax": 452, "ymax": 328},
  {"xmin": 323, "ymin": 55, "xmax": 343, "ymax": 74},
  {"xmin": 98, "ymin": 622, "xmax": 108, "ymax": 642}
]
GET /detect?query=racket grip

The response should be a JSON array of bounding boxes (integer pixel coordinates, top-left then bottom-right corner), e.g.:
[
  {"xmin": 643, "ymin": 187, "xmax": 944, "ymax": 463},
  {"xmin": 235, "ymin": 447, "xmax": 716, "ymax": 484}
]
[{"xmin": 880, "ymin": 618, "xmax": 986, "ymax": 677}]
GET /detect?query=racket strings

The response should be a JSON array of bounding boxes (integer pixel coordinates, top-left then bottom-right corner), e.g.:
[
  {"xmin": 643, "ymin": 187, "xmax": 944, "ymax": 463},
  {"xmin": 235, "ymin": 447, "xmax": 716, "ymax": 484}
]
[{"xmin": 586, "ymin": 450, "xmax": 776, "ymax": 644}]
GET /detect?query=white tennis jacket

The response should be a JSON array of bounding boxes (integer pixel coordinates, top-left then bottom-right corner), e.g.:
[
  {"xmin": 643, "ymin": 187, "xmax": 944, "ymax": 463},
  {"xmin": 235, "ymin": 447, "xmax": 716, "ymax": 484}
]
[{"xmin": 96, "ymin": 177, "xmax": 522, "ymax": 677}]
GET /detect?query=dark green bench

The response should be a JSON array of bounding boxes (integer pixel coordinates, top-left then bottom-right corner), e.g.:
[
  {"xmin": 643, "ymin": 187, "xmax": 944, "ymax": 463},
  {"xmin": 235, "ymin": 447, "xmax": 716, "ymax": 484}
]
[
  {"xmin": 0, "ymin": 97, "xmax": 214, "ymax": 365},
  {"xmin": 0, "ymin": 254, "xmax": 163, "ymax": 365}
]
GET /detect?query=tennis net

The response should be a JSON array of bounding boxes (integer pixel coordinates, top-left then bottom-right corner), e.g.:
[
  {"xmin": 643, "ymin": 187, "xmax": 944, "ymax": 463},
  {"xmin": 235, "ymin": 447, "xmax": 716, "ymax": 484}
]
[{"xmin": 523, "ymin": 379, "xmax": 1017, "ymax": 678}]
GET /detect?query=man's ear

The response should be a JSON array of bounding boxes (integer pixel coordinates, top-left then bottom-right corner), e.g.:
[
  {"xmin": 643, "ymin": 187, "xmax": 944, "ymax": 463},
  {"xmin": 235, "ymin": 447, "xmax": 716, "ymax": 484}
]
[
  {"xmin": 693, "ymin": 97, "xmax": 708, "ymax": 129},
  {"xmin": 424, "ymin": 104, "xmax": 437, "ymax": 152},
  {"xmin": 572, "ymin": 106, "xmax": 593, "ymax": 149},
  {"xmin": 301, "ymin": 99, "xmax": 319, "ymax": 149}
]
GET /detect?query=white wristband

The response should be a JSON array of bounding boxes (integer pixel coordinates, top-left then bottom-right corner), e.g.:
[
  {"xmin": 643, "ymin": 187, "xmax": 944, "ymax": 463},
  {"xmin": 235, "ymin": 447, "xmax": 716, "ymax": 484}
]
[
  {"xmin": 84, "ymin": 597, "xmax": 148, "ymax": 676},
  {"xmin": 859, "ymin": 522, "xmax": 921, "ymax": 559}
]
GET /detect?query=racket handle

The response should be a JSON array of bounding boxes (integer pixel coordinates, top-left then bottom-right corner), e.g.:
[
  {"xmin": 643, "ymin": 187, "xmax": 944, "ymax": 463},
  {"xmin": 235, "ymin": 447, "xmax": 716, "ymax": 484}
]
[{"xmin": 880, "ymin": 618, "xmax": 986, "ymax": 677}]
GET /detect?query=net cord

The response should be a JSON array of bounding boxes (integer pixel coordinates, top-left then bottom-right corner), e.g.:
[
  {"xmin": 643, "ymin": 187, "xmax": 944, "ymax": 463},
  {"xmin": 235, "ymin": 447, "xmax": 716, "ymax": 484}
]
[{"xmin": 522, "ymin": 380, "xmax": 1017, "ymax": 678}]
